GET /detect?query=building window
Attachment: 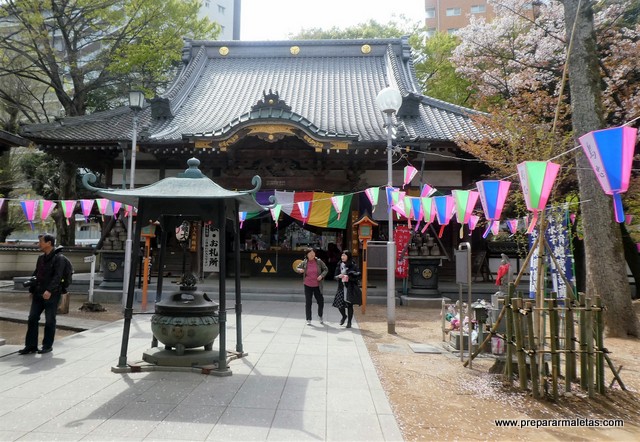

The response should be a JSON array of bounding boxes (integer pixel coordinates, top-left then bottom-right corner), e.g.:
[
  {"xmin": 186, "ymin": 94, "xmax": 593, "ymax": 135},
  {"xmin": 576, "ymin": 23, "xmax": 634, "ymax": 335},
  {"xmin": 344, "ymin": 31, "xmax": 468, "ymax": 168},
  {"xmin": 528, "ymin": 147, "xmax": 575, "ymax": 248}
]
[
  {"xmin": 218, "ymin": 4, "xmax": 225, "ymax": 13},
  {"xmin": 425, "ymin": 27, "xmax": 436, "ymax": 38},
  {"xmin": 425, "ymin": 7, "xmax": 436, "ymax": 19},
  {"xmin": 447, "ymin": 28, "xmax": 459, "ymax": 35},
  {"xmin": 205, "ymin": 1, "xmax": 210, "ymax": 6},
  {"xmin": 471, "ymin": 5, "xmax": 486, "ymax": 14},
  {"xmin": 446, "ymin": 8, "xmax": 461, "ymax": 16}
]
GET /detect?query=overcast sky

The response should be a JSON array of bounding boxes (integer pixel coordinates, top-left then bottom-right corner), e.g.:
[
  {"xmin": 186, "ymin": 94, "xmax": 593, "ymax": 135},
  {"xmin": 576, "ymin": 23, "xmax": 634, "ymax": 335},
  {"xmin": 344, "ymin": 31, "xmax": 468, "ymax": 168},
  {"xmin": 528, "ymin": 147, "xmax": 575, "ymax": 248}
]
[{"xmin": 240, "ymin": 0, "xmax": 424, "ymax": 40}]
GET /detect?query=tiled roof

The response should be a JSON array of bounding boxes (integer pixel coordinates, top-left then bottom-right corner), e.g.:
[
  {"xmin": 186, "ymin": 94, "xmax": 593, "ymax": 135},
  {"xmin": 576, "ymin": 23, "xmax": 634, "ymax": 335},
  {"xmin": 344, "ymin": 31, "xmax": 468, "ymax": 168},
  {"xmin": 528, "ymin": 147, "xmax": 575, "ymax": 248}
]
[{"xmin": 22, "ymin": 38, "xmax": 483, "ymax": 145}]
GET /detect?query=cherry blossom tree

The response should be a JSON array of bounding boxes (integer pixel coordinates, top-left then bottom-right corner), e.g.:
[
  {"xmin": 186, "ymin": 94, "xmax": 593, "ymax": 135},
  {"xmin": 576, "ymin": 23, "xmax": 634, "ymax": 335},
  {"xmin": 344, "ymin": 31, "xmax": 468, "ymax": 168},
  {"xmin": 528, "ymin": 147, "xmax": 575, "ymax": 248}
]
[{"xmin": 452, "ymin": 0, "xmax": 640, "ymax": 336}]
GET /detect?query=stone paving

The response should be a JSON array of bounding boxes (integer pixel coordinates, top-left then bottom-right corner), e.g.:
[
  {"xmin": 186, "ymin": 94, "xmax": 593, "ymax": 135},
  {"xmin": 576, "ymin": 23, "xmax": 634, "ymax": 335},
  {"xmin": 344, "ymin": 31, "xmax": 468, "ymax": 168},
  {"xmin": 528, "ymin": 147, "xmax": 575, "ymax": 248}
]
[{"xmin": 0, "ymin": 299, "xmax": 402, "ymax": 441}]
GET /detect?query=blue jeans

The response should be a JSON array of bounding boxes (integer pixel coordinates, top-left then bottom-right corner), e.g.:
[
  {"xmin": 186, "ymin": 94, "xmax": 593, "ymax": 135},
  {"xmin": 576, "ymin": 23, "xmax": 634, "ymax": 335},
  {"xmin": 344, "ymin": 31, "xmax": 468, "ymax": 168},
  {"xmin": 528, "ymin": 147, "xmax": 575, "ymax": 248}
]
[{"xmin": 25, "ymin": 293, "xmax": 60, "ymax": 349}]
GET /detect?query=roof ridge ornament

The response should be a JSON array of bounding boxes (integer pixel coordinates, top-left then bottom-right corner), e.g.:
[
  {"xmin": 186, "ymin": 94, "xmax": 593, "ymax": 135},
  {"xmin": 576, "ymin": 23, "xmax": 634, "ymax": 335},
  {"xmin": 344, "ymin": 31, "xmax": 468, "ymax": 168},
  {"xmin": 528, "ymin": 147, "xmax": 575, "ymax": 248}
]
[{"xmin": 251, "ymin": 89, "xmax": 291, "ymax": 112}]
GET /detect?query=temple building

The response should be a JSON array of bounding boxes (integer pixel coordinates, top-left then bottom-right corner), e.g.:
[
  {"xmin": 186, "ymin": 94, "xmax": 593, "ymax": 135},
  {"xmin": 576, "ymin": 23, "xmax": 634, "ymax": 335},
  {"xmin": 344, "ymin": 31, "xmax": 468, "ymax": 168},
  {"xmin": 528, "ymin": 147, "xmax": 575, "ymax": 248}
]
[{"xmin": 21, "ymin": 37, "xmax": 484, "ymax": 278}]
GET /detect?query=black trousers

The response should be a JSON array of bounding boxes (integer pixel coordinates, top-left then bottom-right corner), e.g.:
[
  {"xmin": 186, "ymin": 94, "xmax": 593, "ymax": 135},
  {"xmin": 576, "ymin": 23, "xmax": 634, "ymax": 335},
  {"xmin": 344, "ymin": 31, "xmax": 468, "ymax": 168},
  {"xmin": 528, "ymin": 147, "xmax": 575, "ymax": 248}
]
[
  {"xmin": 25, "ymin": 293, "xmax": 60, "ymax": 349},
  {"xmin": 304, "ymin": 285, "xmax": 324, "ymax": 320}
]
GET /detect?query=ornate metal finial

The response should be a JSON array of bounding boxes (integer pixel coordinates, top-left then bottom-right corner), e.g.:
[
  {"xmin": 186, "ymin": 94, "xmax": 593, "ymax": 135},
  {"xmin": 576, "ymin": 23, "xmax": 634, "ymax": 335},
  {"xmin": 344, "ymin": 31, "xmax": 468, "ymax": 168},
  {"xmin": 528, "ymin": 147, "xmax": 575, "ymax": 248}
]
[
  {"xmin": 178, "ymin": 158, "xmax": 205, "ymax": 178},
  {"xmin": 251, "ymin": 90, "xmax": 292, "ymax": 112}
]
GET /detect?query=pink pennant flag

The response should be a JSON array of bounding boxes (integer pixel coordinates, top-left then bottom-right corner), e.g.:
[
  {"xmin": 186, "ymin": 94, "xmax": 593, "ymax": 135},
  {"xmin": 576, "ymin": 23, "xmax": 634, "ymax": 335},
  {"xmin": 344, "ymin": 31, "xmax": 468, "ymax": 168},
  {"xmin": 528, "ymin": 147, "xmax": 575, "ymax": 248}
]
[
  {"xmin": 365, "ymin": 187, "xmax": 380, "ymax": 212},
  {"xmin": 60, "ymin": 200, "xmax": 77, "ymax": 226},
  {"xmin": 420, "ymin": 197, "xmax": 435, "ymax": 233},
  {"xmin": 297, "ymin": 201, "xmax": 310, "ymax": 224},
  {"xmin": 95, "ymin": 198, "xmax": 110, "ymax": 220},
  {"xmin": 239, "ymin": 211, "xmax": 247, "ymax": 229},
  {"xmin": 468, "ymin": 214, "xmax": 480, "ymax": 231},
  {"xmin": 21, "ymin": 200, "xmax": 38, "ymax": 230},
  {"xmin": 391, "ymin": 191, "xmax": 407, "ymax": 218},
  {"xmin": 420, "ymin": 183, "xmax": 436, "ymax": 197},
  {"xmin": 491, "ymin": 222, "xmax": 500, "ymax": 236},
  {"xmin": 626, "ymin": 214, "xmax": 633, "ymax": 225},
  {"xmin": 403, "ymin": 165, "xmax": 418, "ymax": 188},
  {"xmin": 40, "ymin": 200, "xmax": 57, "ymax": 221},
  {"xmin": 124, "ymin": 205, "xmax": 134, "ymax": 218},
  {"xmin": 270, "ymin": 205, "xmax": 282, "ymax": 227},
  {"xmin": 111, "ymin": 201, "xmax": 122, "ymax": 215},
  {"xmin": 0, "ymin": 198, "xmax": 4, "ymax": 211},
  {"xmin": 569, "ymin": 213, "xmax": 576, "ymax": 224},
  {"xmin": 331, "ymin": 195, "xmax": 345, "ymax": 220},
  {"xmin": 506, "ymin": 219, "xmax": 519, "ymax": 234},
  {"xmin": 80, "ymin": 199, "xmax": 94, "ymax": 222}
]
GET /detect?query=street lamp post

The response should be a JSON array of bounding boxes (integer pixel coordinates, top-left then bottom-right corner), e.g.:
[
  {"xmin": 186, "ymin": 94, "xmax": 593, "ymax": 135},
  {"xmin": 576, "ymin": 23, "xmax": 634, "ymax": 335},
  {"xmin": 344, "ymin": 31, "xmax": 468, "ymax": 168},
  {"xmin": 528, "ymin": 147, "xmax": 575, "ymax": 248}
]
[
  {"xmin": 122, "ymin": 90, "xmax": 145, "ymax": 309},
  {"xmin": 375, "ymin": 86, "xmax": 402, "ymax": 334}
]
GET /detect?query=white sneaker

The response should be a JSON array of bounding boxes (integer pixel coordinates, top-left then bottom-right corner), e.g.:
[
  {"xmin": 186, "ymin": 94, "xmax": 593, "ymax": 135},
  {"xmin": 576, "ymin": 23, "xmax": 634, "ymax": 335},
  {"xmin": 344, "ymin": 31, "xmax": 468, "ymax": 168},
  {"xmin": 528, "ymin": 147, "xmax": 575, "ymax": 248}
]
[
  {"xmin": 306, "ymin": 320, "xmax": 311, "ymax": 325},
  {"xmin": 319, "ymin": 316, "xmax": 324, "ymax": 324}
]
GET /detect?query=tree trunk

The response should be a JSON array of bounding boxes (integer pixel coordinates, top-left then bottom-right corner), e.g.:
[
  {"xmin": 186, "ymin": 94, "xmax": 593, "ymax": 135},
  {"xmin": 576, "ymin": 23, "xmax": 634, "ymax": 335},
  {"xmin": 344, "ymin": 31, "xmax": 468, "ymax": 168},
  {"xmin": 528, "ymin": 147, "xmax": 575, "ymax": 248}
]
[
  {"xmin": 57, "ymin": 160, "xmax": 76, "ymax": 246},
  {"xmin": 621, "ymin": 224, "xmax": 640, "ymax": 300},
  {"xmin": 563, "ymin": 0, "xmax": 640, "ymax": 337}
]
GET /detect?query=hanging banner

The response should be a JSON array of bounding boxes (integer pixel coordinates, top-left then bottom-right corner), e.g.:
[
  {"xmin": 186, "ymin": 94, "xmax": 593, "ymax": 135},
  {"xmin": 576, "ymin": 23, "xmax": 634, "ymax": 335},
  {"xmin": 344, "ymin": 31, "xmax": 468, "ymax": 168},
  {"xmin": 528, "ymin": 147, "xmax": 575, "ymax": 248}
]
[
  {"xmin": 394, "ymin": 225, "xmax": 412, "ymax": 279},
  {"xmin": 529, "ymin": 208, "xmax": 573, "ymax": 299},
  {"xmin": 202, "ymin": 224, "xmax": 220, "ymax": 272}
]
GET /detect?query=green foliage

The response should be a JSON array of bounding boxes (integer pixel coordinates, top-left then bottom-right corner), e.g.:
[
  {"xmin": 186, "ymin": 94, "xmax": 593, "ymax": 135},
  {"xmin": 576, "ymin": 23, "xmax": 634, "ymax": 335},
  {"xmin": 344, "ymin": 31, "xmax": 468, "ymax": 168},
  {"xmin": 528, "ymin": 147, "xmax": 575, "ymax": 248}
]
[
  {"xmin": 18, "ymin": 151, "xmax": 101, "ymax": 200},
  {"xmin": 292, "ymin": 19, "xmax": 474, "ymax": 107},
  {"xmin": 0, "ymin": 0, "xmax": 220, "ymax": 118},
  {"xmin": 411, "ymin": 32, "xmax": 475, "ymax": 107}
]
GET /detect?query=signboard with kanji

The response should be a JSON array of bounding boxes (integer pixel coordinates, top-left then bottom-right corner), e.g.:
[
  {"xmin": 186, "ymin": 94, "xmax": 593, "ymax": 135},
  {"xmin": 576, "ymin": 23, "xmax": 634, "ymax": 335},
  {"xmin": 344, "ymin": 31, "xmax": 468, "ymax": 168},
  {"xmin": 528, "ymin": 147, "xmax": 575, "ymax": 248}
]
[
  {"xmin": 394, "ymin": 225, "xmax": 411, "ymax": 278},
  {"xmin": 202, "ymin": 224, "xmax": 220, "ymax": 272}
]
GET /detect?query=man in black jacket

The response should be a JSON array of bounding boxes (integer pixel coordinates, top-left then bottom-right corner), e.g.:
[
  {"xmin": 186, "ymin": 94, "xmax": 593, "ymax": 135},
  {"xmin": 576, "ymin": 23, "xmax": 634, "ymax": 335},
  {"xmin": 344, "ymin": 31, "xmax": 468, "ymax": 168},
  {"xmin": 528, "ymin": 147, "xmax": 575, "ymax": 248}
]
[{"xmin": 18, "ymin": 233, "xmax": 65, "ymax": 355}]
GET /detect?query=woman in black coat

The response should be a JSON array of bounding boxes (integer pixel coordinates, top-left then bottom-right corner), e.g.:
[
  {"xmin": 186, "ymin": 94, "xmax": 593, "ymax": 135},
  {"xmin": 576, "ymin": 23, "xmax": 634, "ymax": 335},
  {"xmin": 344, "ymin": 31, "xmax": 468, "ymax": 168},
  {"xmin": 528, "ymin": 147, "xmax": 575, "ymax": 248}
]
[{"xmin": 332, "ymin": 250, "xmax": 361, "ymax": 328}]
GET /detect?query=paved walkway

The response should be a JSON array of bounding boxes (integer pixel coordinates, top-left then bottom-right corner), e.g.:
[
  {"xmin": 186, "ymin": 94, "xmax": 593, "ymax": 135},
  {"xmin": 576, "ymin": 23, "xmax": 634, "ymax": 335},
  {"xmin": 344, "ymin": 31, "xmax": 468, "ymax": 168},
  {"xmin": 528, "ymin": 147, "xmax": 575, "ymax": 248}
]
[{"xmin": 0, "ymin": 300, "xmax": 402, "ymax": 441}]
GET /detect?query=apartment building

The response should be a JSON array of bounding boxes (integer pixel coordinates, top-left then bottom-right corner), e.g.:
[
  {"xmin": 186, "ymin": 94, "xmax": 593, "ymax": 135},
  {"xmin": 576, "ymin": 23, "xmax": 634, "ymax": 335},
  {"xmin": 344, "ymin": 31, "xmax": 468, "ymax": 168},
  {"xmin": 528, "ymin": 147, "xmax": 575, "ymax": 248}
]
[
  {"xmin": 198, "ymin": 0, "xmax": 241, "ymax": 40},
  {"xmin": 424, "ymin": 0, "xmax": 495, "ymax": 35}
]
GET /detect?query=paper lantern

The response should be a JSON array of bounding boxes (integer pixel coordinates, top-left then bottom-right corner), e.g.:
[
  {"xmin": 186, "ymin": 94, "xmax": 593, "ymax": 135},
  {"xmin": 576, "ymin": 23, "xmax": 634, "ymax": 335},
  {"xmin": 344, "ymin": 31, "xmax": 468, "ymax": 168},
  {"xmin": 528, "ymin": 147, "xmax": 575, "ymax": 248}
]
[
  {"xmin": 60, "ymin": 200, "xmax": 77, "ymax": 225},
  {"xmin": 239, "ymin": 211, "xmax": 247, "ymax": 228},
  {"xmin": 391, "ymin": 191, "xmax": 407, "ymax": 218},
  {"xmin": 40, "ymin": 200, "xmax": 57, "ymax": 222},
  {"xmin": 468, "ymin": 214, "xmax": 480, "ymax": 231},
  {"xmin": 420, "ymin": 197, "xmax": 435, "ymax": 233},
  {"xmin": 80, "ymin": 199, "xmax": 94, "ymax": 222},
  {"xmin": 365, "ymin": 187, "xmax": 380, "ymax": 212},
  {"xmin": 111, "ymin": 201, "xmax": 122, "ymax": 215},
  {"xmin": 506, "ymin": 219, "xmax": 519, "ymax": 234},
  {"xmin": 434, "ymin": 195, "xmax": 455, "ymax": 238},
  {"xmin": 517, "ymin": 161, "xmax": 561, "ymax": 233},
  {"xmin": 385, "ymin": 187, "xmax": 398, "ymax": 213},
  {"xmin": 331, "ymin": 195, "xmax": 344, "ymax": 220},
  {"xmin": 21, "ymin": 200, "xmax": 38, "ymax": 230},
  {"xmin": 452, "ymin": 190, "xmax": 479, "ymax": 238},
  {"xmin": 270, "ymin": 204, "xmax": 282, "ymax": 227},
  {"xmin": 403, "ymin": 165, "xmax": 418, "ymax": 188},
  {"xmin": 410, "ymin": 197, "xmax": 423, "ymax": 231},
  {"xmin": 420, "ymin": 183, "xmax": 436, "ymax": 197},
  {"xmin": 579, "ymin": 126, "xmax": 637, "ymax": 223},
  {"xmin": 477, "ymin": 180, "xmax": 511, "ymax": 238},
  {"xmin": 297, "ymin": 201, "xmax": 310, "ymax": 224},
  {"xmin": 95, "ymin": 198, "xmax": 110, "ymax": 220}
]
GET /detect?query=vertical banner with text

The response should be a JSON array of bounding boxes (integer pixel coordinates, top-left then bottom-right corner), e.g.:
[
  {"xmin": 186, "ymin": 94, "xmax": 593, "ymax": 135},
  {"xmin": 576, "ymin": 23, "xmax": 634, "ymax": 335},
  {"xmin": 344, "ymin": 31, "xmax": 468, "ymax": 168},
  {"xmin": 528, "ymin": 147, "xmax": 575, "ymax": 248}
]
[
  {"xmin": 394, "ymin": 225, "xmax": 411, "ymax": 279},
  {"xmin": 202, "ymin": 224, "xmax": 220, "ymax": 272}
]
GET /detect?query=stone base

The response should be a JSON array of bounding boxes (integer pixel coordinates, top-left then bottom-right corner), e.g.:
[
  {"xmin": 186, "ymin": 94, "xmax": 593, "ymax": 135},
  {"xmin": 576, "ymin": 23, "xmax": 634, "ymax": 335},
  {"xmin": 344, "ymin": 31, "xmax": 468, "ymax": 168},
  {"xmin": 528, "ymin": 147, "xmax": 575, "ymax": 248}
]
[
  {"xmin": 142, "ymin": 347, "xmax": 222, "ymax": 368},
  {"xmin": 400, "ymin": 296, "xmax": 450, "ymax": 307},
  {"xmin": 407, "ymin": 288, "xmax": 441, "ymax": 297}
]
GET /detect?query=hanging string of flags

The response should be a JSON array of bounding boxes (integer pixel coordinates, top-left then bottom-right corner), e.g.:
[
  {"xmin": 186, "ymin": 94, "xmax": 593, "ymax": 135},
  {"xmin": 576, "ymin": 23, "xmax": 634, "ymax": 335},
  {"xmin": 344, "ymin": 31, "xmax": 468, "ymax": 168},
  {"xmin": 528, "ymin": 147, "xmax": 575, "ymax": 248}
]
[{"xmin": 2, "ymin": 125, "xmax": 636, "ymax": 236}]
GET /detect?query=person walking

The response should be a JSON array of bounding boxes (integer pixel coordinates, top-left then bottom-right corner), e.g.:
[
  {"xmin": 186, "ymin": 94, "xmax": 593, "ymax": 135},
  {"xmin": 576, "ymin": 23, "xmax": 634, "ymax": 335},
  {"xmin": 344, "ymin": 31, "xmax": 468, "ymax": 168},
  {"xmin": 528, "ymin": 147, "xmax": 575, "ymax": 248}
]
[
  {"xmin": 296, "ymin": 248, "xmax": 329, "ymax": 325},
  {"xmin": 19, "ymin": 233, "xmax": 65, "ymax": 355},
  {"xmin": 332, "ymin": 249, "xmax": 362, "ymax": 328}
]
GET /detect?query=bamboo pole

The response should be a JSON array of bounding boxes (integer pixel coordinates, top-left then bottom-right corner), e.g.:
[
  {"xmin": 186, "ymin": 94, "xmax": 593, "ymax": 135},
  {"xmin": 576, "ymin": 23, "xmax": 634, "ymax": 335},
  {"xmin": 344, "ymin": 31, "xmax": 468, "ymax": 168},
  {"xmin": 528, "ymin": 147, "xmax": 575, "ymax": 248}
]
[
  {"xmin": 505, "ymin": 290, "xmax": 514, "ymax": 386},
  {"xmin": 579, "ymin": 292, "xmax": 588, "ymax": 390},
  {"xmin": 565, "ymin": 298, "xmax": 575, "ymax": 391},
  {"xmin": 595, "ymin": 296, "xmax": 605, "ymax": 394},
  {"xmin": 513, "ymin": 296, "xmax": 528, "ymax": 390},
  {"xmin": 605, "ymin": 355, "xmax": 626, "ymax": 390},
  {"xmin": 463, "ymin": 304, "xmax": 506, "ymax": 368},
  {"xmin": 585, "ymin": 296, "xmax": 594, "ymax": 398},
  {"xmin": 549, "ymin": 292, "xmax": 559, "ymax": 400},
  {"xmin": 535, "ymin": 213, "xmax": 547, "ymax": 398},
  {"xmin": 525, "ymin": 301, "xmax": 540, "ymax": 399}
]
